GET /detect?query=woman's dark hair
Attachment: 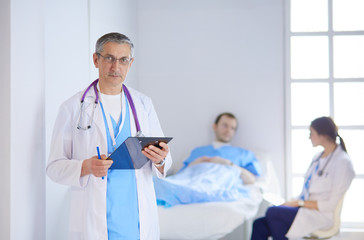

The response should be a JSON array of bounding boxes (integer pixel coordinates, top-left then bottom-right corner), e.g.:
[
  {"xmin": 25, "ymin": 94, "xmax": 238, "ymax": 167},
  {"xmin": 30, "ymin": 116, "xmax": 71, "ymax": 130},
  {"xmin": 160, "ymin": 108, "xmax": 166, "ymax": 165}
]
[{"xmin": 310, "ymin": 116, "xmax": 347, "ymax": 152}]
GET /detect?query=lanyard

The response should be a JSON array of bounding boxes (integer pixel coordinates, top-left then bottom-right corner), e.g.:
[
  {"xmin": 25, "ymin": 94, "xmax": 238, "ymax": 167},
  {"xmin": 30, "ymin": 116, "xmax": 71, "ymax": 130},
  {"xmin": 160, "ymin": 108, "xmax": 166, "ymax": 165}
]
[
  {"xmin": 300, "ymin": 147, "xmax": 336, "ymax": 200},
  {"xmin": 300, "ymin": 153, "xmax": 322, "ymax": 200},
  {"xmin": 99, "ymin": 90, "xmax": 126, "ymax": 149}
]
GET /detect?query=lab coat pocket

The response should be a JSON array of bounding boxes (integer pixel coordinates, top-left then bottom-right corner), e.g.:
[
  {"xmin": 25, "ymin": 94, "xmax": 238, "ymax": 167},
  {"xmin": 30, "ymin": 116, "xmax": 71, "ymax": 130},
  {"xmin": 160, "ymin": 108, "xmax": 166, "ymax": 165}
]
[
  {"xmin": 309, "ymin": 175, "xmax": 332, "ymax": 194},
  {"xmin": 73, "ymin": 127, "xmax": 96, "ymax": 155},
  {"xmin": 69, "ymin": 189, "xmax": 85, "ymax": 233}
]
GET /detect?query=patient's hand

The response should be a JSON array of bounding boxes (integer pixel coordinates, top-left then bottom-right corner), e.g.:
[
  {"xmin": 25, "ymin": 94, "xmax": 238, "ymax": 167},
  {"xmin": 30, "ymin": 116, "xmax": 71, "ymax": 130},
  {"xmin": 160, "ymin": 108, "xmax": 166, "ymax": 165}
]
[
  {"xmin": 188, "ymin": 156, "xmax": 232, "ymax": 167},
  {"xmin": 209, "ymin": 156, "xmax": 232, "ymax": 165},
  {"xmin": 188, "ymin": 156, "xmax": 212, "ymax": 167},
  {"xmin": 188, "ymin": 156, "xmax": 256, "ymax": 184},
  {"xmin": 210, "ymin": 157, "xmax": 257, "ymax": 184}
]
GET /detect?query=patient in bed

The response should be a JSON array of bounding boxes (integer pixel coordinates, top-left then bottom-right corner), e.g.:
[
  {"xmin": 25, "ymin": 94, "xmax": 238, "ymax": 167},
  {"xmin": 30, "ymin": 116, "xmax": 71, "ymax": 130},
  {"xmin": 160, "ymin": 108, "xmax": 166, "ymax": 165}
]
[{"xmin": 154, "ymin": 112, "xmax": 261, "ymax": 207}]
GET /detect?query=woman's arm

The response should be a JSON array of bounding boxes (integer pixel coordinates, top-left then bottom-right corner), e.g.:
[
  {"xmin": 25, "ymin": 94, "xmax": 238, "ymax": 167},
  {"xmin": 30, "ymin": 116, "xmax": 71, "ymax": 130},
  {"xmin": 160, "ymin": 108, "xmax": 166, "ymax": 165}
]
[{"xmin": 282, "ymin": 200, "xmax": 318, "ymax": 210}]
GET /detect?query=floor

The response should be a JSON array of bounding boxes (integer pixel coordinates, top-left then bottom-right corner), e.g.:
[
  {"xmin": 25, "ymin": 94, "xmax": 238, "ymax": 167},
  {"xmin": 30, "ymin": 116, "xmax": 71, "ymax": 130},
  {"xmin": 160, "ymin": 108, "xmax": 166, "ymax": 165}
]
[
  {"xmin": 335, "ymin": 230, "xmax": 364, "ymax": 240},
  {"xmin": 218, "ymin": 225, "xmax": 364, "ymax": 240}
]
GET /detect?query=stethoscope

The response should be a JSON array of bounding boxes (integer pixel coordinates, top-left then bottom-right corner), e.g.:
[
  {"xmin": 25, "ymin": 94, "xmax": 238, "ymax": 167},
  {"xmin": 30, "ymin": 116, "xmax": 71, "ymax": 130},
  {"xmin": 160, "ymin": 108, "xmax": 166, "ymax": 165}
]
[
  {"xmin": 77, "ymin": 79, "xmax": 143, "ymax": 137},
  {"xmin": 309, "ymin": 145, "xmax": 337, "ymax": 177}
]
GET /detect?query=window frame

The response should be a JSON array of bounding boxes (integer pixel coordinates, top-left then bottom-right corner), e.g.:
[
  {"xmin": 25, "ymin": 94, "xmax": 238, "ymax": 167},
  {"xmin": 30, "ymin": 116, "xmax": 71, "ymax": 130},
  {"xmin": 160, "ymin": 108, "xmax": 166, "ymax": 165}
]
[{"xmin": 285, "ymin": 0, "xmax": 364, "ymax": 229}]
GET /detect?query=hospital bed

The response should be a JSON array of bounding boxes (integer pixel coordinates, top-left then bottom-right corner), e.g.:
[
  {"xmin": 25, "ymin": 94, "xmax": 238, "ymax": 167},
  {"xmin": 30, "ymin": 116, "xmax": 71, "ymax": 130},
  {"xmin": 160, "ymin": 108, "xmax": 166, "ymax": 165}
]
[{"xmin": 158, "ymin": 152, "xmax": 281, "ymax": 240}]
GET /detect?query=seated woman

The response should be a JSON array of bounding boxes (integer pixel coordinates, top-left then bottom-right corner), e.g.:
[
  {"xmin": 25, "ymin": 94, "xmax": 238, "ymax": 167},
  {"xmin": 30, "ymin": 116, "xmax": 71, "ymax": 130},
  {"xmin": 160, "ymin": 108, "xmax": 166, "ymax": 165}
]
[
  {"xmin": 154, "ymin": 113, "xmax": 261, "ymax": 207},
  {"xmin": 251, "ymin": 116, "xmax": 355, "ymax": 240}
]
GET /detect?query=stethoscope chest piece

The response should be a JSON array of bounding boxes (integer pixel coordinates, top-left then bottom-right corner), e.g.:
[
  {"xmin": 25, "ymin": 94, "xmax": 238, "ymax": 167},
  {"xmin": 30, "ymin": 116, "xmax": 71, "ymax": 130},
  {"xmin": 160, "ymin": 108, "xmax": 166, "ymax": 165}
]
[
  {"xmin": 314, "ymin": 147, "xmax": 337, "ymax": 178},
  {"xmin": 77, "ymin": 96, "xmax": 98, "ymax": 130}
]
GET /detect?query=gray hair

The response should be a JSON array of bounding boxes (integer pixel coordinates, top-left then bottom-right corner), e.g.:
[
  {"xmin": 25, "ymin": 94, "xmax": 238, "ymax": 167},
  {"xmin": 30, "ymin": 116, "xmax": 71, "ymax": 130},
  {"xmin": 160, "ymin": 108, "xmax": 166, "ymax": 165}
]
[{"xmin": 95, "ymin": 32, "xmax": 134, "ymax": 58}]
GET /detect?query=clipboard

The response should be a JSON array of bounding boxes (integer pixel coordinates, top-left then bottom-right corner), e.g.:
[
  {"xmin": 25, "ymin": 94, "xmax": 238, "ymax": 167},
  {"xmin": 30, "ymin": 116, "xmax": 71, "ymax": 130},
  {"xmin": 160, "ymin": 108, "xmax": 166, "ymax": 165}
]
[{"xmin": 107, "ymin": 136, "xmax": 173, "ymax": 169}]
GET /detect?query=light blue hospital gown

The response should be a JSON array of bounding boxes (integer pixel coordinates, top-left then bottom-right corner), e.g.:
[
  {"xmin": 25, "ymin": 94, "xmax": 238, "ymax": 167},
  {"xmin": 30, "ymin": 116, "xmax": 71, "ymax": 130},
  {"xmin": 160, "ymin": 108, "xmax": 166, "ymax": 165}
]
[
  {"xmin": 180, "ymin": 144, "xmax": 261, "ymax": 176},
  {"xmin": 100, "ymin": 99, "xmax": 140, "ymax": 240}
]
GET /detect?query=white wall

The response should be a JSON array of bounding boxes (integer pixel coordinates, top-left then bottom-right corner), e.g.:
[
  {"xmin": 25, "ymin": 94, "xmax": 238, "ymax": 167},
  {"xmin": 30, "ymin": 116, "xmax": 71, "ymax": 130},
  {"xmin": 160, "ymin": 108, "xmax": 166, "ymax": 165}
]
[
  {"xmin": 136, "ymin": 0, "xmax": 286, "ymax": 185},
  {"xmin": 88, "ymin": 0, "xmax": 138, "ymax": 89},
  {"xmin": 0, "ymin": 0, "xmax": 46, "ymax": 239}
]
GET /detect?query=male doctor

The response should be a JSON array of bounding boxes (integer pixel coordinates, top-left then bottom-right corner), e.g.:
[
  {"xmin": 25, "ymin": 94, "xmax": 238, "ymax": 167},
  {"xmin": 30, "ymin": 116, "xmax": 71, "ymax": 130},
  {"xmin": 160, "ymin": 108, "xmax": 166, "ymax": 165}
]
[{"xmin": 47, "ymin": 32, "xmax": 172, "ymax": 240}]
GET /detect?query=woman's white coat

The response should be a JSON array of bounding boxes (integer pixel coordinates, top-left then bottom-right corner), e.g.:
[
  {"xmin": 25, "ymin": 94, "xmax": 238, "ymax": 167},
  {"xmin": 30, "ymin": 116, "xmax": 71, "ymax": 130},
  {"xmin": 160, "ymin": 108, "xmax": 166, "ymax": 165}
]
[
  {"xmin": 286, "ymin": 146, "xmax": 354, "ymax": 239},
  {"xmin": 46, "ymin": 85, "xmax": 172, "ymax": 240}
]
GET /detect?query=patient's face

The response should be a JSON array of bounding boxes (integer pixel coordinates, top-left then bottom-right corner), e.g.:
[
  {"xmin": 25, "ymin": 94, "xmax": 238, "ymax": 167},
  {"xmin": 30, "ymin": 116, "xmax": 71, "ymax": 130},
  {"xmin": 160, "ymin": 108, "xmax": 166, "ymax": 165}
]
[{"xmin": 214, "ymin": 116, "xmax": 237, "ymax": 143}]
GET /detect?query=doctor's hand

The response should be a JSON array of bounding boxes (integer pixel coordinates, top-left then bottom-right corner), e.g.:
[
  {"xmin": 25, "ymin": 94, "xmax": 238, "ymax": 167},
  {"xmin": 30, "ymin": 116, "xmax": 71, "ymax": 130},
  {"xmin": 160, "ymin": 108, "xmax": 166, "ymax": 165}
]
[
  {"xmin": 81, "ymin": 155, "xmax": 113, "ymax": 177},
  {"xmin": 142, "ymin": 142, "xmax": 169, "ymax": 172}
]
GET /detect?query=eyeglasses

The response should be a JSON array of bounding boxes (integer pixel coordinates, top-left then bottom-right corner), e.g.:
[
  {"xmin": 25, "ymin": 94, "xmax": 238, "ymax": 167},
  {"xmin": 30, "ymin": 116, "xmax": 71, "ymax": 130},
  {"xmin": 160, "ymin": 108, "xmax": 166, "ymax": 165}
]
[{"xmin": 97, "ymin": 53, "xmax": 132, "ymax": 65}]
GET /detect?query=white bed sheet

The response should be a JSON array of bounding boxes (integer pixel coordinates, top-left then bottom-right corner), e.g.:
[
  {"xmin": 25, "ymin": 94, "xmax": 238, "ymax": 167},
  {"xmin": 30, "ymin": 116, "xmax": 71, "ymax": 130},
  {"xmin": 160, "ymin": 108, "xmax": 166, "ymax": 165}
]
[{"xmin": 158, "ymin": 185, "xmax": 263, "ymax": 240}]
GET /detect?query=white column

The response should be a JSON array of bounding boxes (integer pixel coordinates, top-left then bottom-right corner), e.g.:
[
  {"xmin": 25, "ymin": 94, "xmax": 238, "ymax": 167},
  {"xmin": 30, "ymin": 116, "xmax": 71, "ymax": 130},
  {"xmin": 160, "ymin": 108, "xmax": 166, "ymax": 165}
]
[
  {"xmin": 10, "ymin": 0, "xmax": 46, "ymax": 239},
  {"xmin": 0, "ymin": 0, "xmax": 11, "ymax": 239},
  {"xmin": 45, "ymin": 0, "xmax": 89, "ymax": 239}
]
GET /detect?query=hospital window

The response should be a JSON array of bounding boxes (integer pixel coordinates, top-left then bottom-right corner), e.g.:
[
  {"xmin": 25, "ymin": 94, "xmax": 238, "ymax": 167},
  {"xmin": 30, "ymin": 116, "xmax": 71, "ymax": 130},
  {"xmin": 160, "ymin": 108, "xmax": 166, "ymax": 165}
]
[{"xmin": 286, "ymin": 0, "xmax": 364, "ymax": 229}]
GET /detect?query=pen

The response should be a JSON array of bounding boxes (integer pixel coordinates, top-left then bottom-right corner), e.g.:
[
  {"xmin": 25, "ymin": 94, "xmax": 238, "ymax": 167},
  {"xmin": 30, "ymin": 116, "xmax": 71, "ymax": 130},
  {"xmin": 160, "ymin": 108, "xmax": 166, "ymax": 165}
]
[{"xmin": 97, "ymin": 146, "xmax": 104, "ymax": 180}]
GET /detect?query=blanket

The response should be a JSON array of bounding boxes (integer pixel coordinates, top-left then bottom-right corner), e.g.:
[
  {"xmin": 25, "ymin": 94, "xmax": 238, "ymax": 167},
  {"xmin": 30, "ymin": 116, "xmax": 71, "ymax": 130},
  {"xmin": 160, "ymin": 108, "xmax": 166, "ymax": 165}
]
[{"xmin": 154, "ymin": 163, "xmax": 250, "ymax": 208}]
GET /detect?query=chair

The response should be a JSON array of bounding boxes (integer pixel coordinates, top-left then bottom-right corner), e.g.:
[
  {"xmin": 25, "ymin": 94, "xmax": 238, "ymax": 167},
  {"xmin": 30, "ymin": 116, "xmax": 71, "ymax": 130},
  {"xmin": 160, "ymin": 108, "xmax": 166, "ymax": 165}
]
[{"xmin": 304, "ymin": 194, "xmax": 345, "ymax": 239}]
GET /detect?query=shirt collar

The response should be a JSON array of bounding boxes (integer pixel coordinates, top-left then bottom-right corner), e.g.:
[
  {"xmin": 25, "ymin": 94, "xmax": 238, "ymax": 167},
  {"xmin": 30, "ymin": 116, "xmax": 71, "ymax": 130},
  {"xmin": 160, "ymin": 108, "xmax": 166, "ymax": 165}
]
[{"xmin": 212, "ymin": 141, "xmax": 231, "ymax": 149}]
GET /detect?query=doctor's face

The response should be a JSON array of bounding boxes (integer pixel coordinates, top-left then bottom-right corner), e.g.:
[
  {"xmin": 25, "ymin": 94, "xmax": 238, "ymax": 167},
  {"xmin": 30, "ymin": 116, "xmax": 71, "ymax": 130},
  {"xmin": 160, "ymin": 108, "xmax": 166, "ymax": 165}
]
[
  {"xmin": 93, "ymin": 42, "xmax": 134, "ymax": 93},
  {"xmin": 309, "ymin": 127, "xmax": 323, "ymax": 147},
  {"xmin": 213, "ymin": 115, "xmax": 237, "ymax": 143}
]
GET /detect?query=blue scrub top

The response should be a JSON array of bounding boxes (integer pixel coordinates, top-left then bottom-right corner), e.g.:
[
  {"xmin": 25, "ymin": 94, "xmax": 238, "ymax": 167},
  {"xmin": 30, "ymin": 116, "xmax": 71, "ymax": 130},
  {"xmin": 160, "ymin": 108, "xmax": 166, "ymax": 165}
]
[
  {"xmin": 180, "ymin": 145, "xmax": 261, "ymax": 176},
  {"xmin": 100, "ymin": 99, "xmax": 140, "ymax": 240}
]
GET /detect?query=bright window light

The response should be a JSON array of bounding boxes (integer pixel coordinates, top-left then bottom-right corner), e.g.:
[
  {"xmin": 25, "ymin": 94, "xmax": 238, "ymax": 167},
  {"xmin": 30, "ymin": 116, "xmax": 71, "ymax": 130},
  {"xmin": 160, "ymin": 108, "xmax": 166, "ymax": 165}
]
[
  {"xmin": 334, "ymin": 36, "xmax": 364, "ymax": 78},
  {"xmin": 334, "ymin": 82, "xmax": 364, "ymax": 125},
  {"xmin": 333, "ymin": 0, "xmax": 364, "ymax": 31},
  {"xmin": 291, "ymin": 36, "xmax": 329, "ymax": 79},
  {"xmin": 291, "ymin": 129, "xmax": 323, "ymax": 174},
  {"xmin": 339, "ymin": 130, "xmax": 364, "ymax": 174},
  {"xmin": 341, "ymin": 179, "xmax": 364, "ymax": 222},
  {"xmin": 291, "ymin": 82, "xmax": 330, "ymax": 126},
  {"xmin": 291, "ymin": 0, "xmax": 328, "ymax": 32}
]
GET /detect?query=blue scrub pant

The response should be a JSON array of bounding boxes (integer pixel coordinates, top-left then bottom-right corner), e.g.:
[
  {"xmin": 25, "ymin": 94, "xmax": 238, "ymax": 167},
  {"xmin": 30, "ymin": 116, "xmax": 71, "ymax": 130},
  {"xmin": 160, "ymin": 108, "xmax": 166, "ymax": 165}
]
[{"xmin": 251, "ymin": 206, "xmax": 299, "ymax": 240}]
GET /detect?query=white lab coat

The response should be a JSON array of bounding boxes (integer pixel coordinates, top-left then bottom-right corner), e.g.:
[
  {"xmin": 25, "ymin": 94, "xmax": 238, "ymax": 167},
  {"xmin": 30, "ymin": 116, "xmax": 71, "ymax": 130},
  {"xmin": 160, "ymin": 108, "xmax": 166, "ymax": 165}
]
[
  {"xmin": 46, "ymin": 84, "xmax": 172, "ymax": 240},
  {"xmin": 286, "ymin": 146, "xmax": 355, "ymax": 239}
]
